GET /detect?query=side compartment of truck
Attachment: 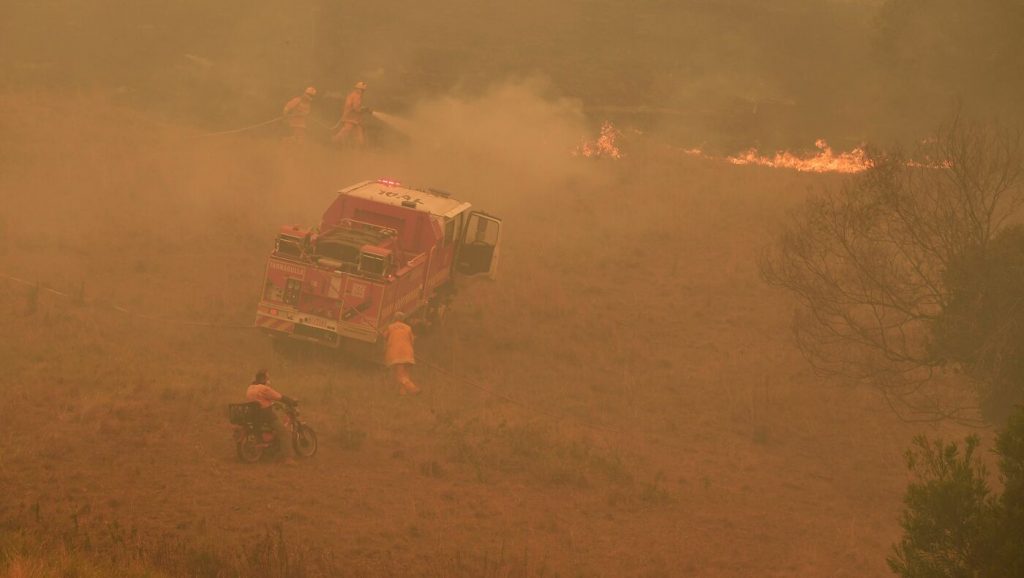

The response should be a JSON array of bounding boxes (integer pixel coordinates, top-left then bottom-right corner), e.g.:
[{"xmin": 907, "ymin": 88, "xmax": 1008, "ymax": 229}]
[{"xmin": 255, "ymin": 258, "xmax": 304, "ymax": 336}]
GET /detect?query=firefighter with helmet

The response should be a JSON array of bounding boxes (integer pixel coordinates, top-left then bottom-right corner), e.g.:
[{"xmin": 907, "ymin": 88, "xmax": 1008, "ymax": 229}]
[
  {"xmin": 383, "ymin": 312, "xmax": 420, "ymax": 395},
  {"xmin": 282, "ymin": 86, "xmax": 316, "ymax": 144},
  {"xmin": 332, "ymin": 81, "xmax": 371, "ymax": 148}
]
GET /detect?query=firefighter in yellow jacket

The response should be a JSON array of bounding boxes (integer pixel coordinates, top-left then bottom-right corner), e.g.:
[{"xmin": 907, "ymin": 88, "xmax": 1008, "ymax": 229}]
[
  {"xmin": 332, "ymin": 81, "xmax": 369, "ymax": 147},
  {"xmin": 383, "ymin": 312, "xmax": 420, "ymax": 395},
  {"xmin": 282, "ymin": 86, "xmax": 316, "ymax": 143}
]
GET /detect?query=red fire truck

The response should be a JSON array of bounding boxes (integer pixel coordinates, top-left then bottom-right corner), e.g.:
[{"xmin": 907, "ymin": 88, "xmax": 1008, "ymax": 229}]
[{"xmin": 255, "ymin": 179, "xmax": 501, "ymax": 350}]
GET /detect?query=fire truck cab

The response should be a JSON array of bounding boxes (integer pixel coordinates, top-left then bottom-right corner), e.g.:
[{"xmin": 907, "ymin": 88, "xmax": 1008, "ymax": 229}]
[{"xmin": 255, "ymin": 179, "xmax": 501, "ymax": 348}]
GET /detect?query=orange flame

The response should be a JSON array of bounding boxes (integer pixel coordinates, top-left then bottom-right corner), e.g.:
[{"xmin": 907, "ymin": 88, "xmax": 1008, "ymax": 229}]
[
  {"xmin": 726, "ymin": 139, "xmax": 870, "ymax": 173},
  {"xmin": 574, "ymin": 121, "xmax": 623, "ymax": 159},
  {"xmin": 574, "ymin": 124, "xmax": 874, "ymax": 174}
]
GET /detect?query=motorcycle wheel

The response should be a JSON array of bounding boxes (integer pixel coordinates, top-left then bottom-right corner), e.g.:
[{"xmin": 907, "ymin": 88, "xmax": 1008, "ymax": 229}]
[
  {"xmin": 293, "ymin": 425, "xmax": 318, "ymax": 458},
  {"xmin": 236, "ymin": 436, "xmax": 264, "ymax": 463}
]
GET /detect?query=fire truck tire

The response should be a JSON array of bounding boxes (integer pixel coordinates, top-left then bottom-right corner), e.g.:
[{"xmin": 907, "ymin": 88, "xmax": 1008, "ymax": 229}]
[
  {"xmin": 236, "ymin": 436, "xmax": 263, "ymax": 463},
  {"xmin": 293, "ymin": 425, "xmax": 318, "ymax": 458},
  {"xmin": 430, "ymin": 303, "xmax": 448, "ymax": 328}
]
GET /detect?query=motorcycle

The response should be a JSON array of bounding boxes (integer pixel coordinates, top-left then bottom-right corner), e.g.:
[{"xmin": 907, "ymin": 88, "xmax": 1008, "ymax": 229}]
[{"xmin": 228, "ymin": 398, "xmax": 318, "ymax": 462}]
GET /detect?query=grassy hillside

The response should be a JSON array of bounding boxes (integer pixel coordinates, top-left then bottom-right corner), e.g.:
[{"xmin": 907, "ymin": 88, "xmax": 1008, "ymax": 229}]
[{"xmin": 0, "ymin": 92, "xmax": 973, "ymax": 576}]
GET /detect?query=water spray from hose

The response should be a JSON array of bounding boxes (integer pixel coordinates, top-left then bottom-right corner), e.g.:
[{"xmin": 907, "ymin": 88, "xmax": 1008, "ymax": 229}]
[{"xmin": 371, "ymin": 111, "xmax": 415, "ymax": 137}]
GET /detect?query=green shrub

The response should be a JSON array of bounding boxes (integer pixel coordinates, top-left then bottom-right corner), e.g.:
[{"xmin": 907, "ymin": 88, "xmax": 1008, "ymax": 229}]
[
  {"xmin": 935, "ymin": 226, "xmax": 1024, "ymax": 419},
  {"xmin": 889, "ymin": 406, "xmax": 1024, "ymax": 576}
]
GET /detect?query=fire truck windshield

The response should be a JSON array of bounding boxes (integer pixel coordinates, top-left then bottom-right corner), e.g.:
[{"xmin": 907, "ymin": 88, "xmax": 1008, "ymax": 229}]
[
  {"xmin": 275, "ymin": 236, "xmax": 304, "ymax": 258},
  {"xmin": 316, "ymin": 226, "xmax": 391, "ymax": 264},
  {"xmin": 316, "ymin": 240, "xmax": 360, "ymax": 263},
  {"xmin": 359, "ymin": 252, "xmax": 390, "ymax": 276}
]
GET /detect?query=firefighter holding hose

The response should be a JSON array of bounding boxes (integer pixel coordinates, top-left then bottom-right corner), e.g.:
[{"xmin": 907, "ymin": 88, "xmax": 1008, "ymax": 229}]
[
  {"xmin": 332, "ymin": 81, "xmax": 371, "ymax": 148},
  {"xmin": 282, "ymin": 86, "xmax": 316, "ymax": 144}
]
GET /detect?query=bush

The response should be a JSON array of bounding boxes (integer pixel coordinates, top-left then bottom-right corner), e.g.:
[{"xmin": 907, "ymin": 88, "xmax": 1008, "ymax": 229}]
[
  {"xmin": 762, "ymin": 115, "xmax": 1024, "ymax": 423},
  {"xmin": 889, "ymin": 406, "xmax": 1024, "ymax": 576},
  {"xmin": 934, "ymin": 226, "xmax": 1024, "ymax": 418}
]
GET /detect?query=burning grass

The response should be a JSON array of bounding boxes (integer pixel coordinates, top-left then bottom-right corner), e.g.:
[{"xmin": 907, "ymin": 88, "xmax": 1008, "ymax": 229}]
[
  {"xmin": 574, "ymin": 121, "xmax": 623, "ymax": 159},
  {"xmin": 726, "ymin": 138, "xmax": 871, "ymax": 173},
  {"xmin": 575, "ymin": 120, "xmax": 873, "ymax": 174}
]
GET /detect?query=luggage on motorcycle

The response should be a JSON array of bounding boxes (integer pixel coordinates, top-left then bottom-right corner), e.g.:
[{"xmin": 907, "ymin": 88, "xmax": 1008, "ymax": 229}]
[{"xmin": 228, "ymin": 401, "xmax": 264, "ymax": 425}]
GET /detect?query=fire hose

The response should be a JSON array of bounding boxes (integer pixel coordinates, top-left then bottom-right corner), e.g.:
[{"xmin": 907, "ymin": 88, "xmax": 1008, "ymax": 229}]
[{"xmin": 191, "ymin": 115, "xmax": 286, "ymax": 138}]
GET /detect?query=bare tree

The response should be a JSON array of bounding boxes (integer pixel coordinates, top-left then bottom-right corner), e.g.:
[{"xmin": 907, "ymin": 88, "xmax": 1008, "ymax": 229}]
[{"xmin": 761, "ymin": 116, "xmax": 1024, "ymax": 424}]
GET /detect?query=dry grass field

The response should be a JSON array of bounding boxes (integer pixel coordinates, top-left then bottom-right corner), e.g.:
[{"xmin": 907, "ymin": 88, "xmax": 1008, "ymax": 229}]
[{"xmin": 0, "ymin": 92, "xmax": 974, "ymax": 577}]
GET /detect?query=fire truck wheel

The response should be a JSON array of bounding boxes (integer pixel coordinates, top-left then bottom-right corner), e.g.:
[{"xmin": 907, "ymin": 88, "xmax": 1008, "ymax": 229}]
[
  {"xmin": 432, "ymin": 304, "xmax": 448, "ymax": 327},
  {"xmin": 423, "ymin": 300, "xmax": 449, "ymax": 333}
]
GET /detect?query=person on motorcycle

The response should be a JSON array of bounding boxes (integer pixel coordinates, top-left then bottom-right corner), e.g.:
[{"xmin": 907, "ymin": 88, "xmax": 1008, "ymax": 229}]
[{"xmin": 246, "ymin": 369, "xmax": 297, "ymax": 464}]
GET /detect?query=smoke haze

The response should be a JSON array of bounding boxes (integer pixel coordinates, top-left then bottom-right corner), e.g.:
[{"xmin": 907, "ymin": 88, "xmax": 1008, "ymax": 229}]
[
  {"xmin": 1, "ymin": 1, "xmax": 1021, "ymax": 576},
  {"xmin": 5, "ymin": 0, "xmax": 1021, "ymax": 148}
]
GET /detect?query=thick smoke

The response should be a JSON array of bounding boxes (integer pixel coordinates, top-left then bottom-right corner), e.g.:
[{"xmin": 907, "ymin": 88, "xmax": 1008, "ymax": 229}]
[{"xmin": 381, "ymin": 80, "xmax": 594, "ymax": 188}]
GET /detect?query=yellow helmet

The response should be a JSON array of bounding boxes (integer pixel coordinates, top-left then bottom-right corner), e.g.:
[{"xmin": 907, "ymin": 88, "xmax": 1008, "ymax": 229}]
[
  {"xmin": 304, "ymin": 86, "xmax": 317, "ymax": 97},
  {"xmin": 354, "ymin": 81, "xmax": 368, "ymax": 90}
]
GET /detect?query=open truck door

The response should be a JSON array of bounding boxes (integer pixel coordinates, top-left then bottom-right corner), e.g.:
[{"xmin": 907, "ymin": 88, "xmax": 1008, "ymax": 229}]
[{"xmin": 456, "ymin": 211, "xmax": 502, "ymax": 279}]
